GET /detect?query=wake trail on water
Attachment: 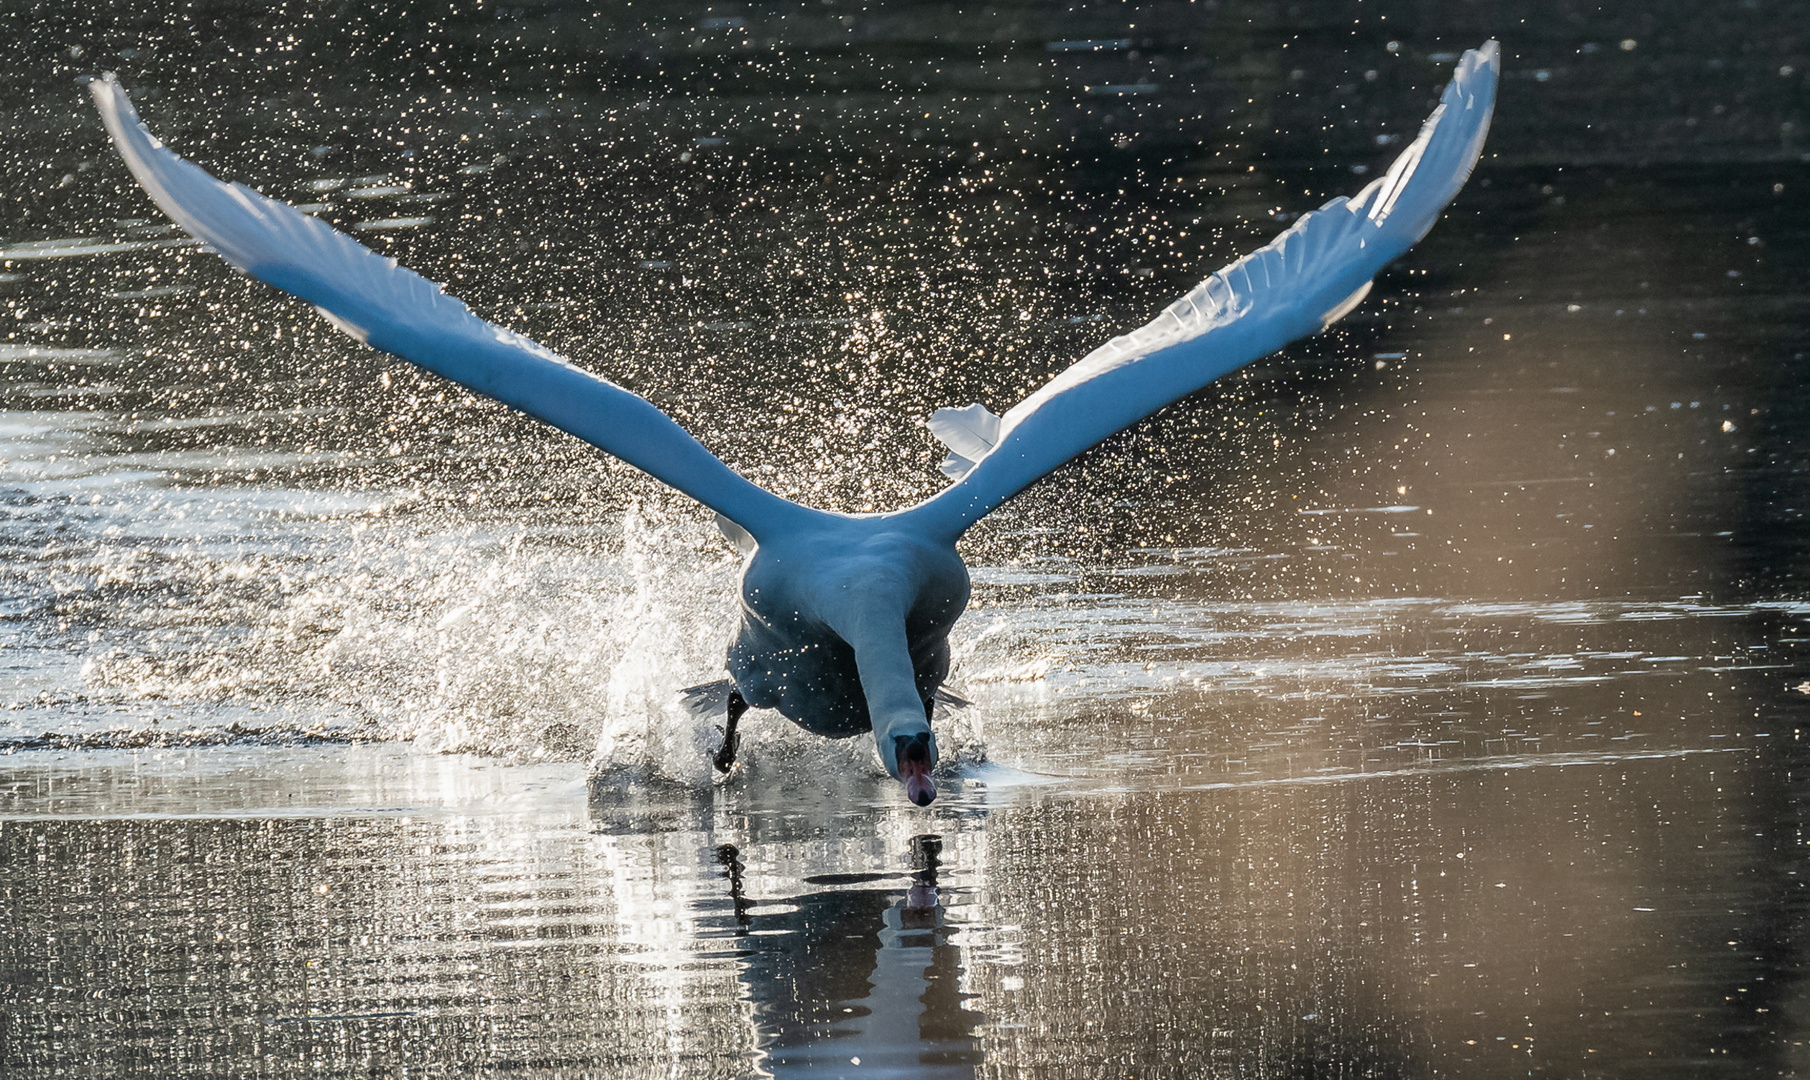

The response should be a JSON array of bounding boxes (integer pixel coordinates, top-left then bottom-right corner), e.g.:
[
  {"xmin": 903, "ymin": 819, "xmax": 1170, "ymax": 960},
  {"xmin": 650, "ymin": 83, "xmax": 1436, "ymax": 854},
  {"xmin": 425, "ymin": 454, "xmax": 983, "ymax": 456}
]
[{"xmin": 12, "ymin": 483, "xmax": 994, "ymax": 788}]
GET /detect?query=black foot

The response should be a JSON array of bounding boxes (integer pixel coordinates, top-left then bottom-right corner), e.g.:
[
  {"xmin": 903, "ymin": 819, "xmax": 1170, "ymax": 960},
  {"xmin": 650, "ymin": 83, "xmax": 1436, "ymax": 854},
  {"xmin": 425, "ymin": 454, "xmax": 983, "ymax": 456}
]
[
  {"xmin": 711, "ymin": 728, "xmax": 740, "ymax": 773},
  {"xmin": 712, "ymin": 689, "xmax": 749, "ymax": 773}
]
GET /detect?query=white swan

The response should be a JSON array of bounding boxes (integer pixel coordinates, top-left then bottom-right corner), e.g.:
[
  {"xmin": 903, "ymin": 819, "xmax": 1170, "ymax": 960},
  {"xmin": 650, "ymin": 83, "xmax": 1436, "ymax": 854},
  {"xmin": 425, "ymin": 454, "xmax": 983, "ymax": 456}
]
[{"xmin": 87, "ymin": 42, "xmax": 1498, "ymax": 805}]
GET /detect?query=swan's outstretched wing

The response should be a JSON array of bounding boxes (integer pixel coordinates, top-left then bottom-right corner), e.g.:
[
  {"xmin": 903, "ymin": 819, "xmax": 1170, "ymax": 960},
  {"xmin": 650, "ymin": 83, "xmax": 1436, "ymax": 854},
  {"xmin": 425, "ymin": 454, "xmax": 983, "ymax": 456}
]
[
  {"xmin": 907, "ymin": 42, "xmax": 1498, "ymax": 542},
  {"xmin": 87, "ymin": 74, "xmax": 811, "ymax": 541}
]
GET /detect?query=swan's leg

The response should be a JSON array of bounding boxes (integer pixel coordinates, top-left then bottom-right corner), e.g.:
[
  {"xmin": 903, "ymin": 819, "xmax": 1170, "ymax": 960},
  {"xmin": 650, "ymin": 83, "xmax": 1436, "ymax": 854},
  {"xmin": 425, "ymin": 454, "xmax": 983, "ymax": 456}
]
[{"xmin": 713, "ymin": 689, "xmax": 749, "ymax": 773}]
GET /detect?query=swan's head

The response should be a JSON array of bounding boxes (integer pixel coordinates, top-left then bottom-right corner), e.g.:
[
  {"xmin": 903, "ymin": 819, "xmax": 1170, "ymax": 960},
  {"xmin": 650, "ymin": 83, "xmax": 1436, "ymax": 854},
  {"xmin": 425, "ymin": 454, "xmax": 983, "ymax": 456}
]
[{"xmin": 877, "ymin": 721, "xmax": 938, "ymax": 806}]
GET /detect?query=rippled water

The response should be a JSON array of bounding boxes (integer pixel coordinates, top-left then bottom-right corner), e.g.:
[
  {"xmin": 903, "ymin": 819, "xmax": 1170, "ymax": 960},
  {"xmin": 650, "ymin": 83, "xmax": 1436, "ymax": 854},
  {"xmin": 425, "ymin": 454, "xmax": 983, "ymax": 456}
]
[{"xmin": 4, "ymin": 2, "xmax": 1809, "ymax": 1076}]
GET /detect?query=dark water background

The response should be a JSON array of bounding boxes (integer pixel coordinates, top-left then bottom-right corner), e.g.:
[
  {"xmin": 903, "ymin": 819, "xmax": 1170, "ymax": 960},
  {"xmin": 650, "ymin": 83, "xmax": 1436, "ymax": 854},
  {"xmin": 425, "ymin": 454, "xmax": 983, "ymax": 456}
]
[{"xmin": 3, "ymin": 1, "xmax": 1809, "ymax": 1076}]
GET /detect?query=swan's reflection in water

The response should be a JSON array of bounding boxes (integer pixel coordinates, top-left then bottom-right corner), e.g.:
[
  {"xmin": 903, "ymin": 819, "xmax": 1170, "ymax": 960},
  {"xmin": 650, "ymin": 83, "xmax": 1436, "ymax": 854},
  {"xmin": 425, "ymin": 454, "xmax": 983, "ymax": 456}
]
[{"xmin": 714, "ymin": 836, "xmax": 984, "ymax": 1078}]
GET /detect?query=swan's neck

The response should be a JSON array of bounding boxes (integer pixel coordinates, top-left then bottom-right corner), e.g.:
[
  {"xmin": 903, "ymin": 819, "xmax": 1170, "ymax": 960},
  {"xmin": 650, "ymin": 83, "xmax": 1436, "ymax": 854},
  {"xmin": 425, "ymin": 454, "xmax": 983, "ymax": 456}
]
[{"xmin": 836, "ymin": 608, "xmax": 928, "ymax": 740}]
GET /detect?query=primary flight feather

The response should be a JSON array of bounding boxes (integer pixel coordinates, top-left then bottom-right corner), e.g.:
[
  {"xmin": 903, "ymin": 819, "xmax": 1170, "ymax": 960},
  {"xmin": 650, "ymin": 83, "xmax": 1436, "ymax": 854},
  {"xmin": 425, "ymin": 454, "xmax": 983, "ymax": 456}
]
[{"xmin": 87, "ymin": 42, "xmax": 1498, "ymax": 804}]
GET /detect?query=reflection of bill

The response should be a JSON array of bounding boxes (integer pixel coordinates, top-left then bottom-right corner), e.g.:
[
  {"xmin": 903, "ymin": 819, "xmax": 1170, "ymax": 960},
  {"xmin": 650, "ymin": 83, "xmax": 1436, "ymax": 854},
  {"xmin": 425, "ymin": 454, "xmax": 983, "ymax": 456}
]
[{"xmin": 718, "ymin": 836, "xmax": 984, "ymax": 1077}]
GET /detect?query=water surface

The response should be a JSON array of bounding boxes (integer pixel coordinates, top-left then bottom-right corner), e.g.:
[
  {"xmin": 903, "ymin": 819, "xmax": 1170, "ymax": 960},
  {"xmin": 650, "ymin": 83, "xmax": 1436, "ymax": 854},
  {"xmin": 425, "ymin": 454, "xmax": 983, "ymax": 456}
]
[{"xmin": 3, "ymin": 2, "xmax": 1809, "ymax": 1076}]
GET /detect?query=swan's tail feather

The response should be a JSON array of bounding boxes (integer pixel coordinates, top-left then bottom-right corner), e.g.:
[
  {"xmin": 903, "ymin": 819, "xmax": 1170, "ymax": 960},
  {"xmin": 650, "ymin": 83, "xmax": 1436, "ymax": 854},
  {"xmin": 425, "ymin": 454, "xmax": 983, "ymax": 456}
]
[
  {"xmin": 680, "ymin": 679, "xmax": 736, "ymax": 718},
  {"xmin": 928, "ymin": 402, "xmax": 1003, "ymax": 480}
]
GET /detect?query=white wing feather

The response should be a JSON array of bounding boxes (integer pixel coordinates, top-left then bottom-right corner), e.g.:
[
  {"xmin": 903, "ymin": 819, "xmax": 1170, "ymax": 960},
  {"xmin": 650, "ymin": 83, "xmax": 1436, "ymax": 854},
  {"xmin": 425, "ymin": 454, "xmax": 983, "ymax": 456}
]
[
  {"xmin": 906, "ymin": 43, "xmax": 1499, "ymax": 541},
  {"xmin": 86, "ymin": 73, "xmax": 813, "ymax": 541}
]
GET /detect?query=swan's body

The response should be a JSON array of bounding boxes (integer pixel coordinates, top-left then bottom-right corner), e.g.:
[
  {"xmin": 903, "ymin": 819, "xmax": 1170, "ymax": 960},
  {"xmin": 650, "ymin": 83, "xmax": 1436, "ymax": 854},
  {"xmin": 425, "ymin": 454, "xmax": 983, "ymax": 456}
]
[
  {"xmin": 732, "ymin": 521, "xmax": 968, "ymax": 738},
  {"xmin": 86, "ymin": 43, "xmax": 1499, "ymax": 805}
]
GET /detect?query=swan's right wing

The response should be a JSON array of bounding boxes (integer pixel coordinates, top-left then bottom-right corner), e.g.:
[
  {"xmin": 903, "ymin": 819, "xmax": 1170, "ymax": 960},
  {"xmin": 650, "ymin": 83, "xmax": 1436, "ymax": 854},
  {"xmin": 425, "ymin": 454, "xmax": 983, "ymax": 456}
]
[
  {"xmin": 87, "ymin": 73, "xmax": 811, "ymax": 541},
  {"xmin": 908, "ymin": 43, "xmax": 1498, "ymax": 542}
]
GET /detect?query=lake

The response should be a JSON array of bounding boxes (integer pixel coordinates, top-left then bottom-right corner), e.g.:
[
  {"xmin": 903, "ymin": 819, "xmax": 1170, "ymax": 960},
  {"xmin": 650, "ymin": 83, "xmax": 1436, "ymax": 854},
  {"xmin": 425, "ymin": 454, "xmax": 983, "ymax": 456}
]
[{"xmin": 2, "ymin": 1, "xmax": 1808, "ymax": 1076}]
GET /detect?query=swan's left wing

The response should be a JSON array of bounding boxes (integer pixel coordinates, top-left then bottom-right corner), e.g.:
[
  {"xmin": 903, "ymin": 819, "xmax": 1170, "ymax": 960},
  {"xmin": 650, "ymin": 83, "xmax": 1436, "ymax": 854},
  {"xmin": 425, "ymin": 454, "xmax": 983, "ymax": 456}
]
[
  {"xmin": 907, "ymin": 42, "xmax": 1498, "ymax": 542},
  {"xmin": 87, "ymin": 74, "xmax": 811, "ymax": 541}
]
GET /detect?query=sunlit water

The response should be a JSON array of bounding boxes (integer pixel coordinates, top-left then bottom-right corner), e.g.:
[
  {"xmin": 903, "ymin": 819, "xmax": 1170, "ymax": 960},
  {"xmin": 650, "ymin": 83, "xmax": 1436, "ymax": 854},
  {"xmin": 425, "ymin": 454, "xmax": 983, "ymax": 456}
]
[{"xmin": 4, "ymin": 3, "xmax": 1810, "ymax": 1077}]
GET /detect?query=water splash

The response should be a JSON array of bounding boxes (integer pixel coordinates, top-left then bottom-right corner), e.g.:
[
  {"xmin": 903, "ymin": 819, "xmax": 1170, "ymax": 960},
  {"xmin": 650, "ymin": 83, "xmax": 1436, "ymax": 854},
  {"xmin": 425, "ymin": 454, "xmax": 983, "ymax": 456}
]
[
  {"xmin": 2, "ymin": 396, "xmax": 992, "ymax": 784},
  {"xmin": 584, "ymin": 504, "xmax": 741, "ymax": 785},
  {"xmin": 274, "ymin": 503, "xmax": 743, "ymax": 775}
]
